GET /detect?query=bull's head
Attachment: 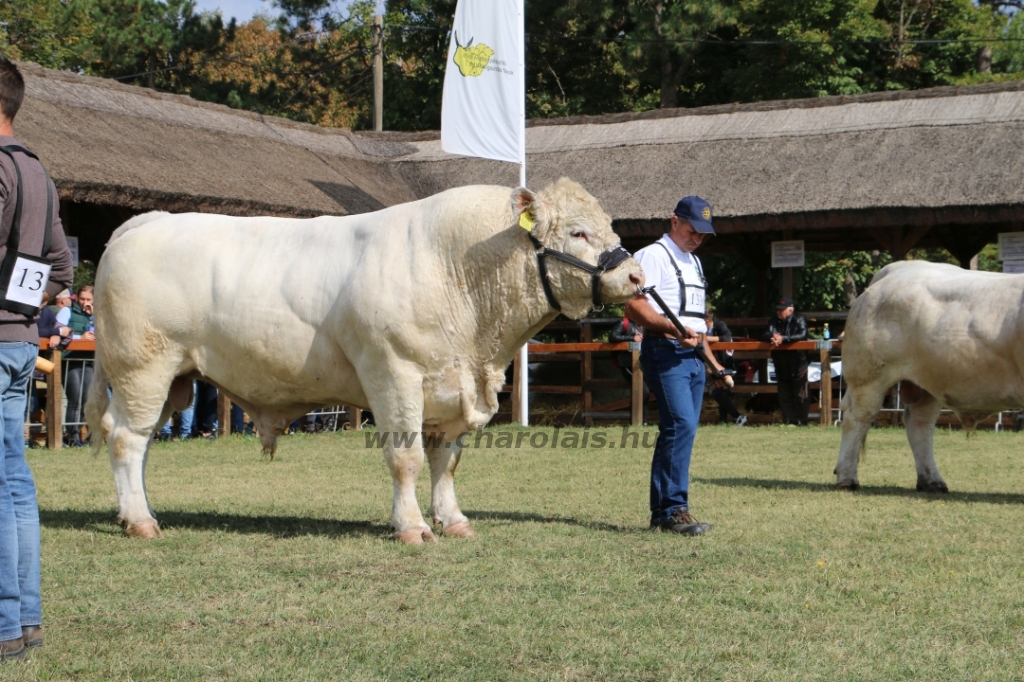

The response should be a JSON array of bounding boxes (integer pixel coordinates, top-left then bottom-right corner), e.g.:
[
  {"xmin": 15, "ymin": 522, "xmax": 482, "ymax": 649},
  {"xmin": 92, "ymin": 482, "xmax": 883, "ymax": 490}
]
[{"xmin": 512, "ymin": 178, "xmax": 644, "ymax": 320}]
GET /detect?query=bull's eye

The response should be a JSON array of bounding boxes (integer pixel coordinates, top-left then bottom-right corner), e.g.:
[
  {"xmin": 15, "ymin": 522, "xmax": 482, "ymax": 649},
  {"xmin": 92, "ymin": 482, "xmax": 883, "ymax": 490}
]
[{"xmin": 570, "ymin": 230, "xmax": 588, "ymax": 241}]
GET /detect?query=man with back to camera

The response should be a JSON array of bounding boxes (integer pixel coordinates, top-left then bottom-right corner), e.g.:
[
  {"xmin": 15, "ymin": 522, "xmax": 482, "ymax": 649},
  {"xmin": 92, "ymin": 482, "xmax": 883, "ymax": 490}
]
[
  {"xmin": 0, "ymin": 57, "xmax": 74, "ymax": 662},
  {"xmin": 764, "ymin": 297, "xmax": 809, "ymax": 425},
  {"xmin": 625, "ymin": 196, "xmax": 724, "ymax": 536}
]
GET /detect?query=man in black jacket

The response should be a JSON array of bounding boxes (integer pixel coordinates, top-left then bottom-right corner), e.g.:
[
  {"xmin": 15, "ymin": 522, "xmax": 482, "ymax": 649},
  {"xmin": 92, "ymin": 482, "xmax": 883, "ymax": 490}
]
[{"xmin": 764, "ymin": 297, "xmax": 809, "ymax": 425}]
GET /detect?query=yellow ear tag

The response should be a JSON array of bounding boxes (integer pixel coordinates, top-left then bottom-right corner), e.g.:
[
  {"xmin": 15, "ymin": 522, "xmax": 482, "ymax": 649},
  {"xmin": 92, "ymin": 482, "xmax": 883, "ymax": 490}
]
[{"xmin": 519, "ymin": 212, "xmax": 534, "ymax": 232}]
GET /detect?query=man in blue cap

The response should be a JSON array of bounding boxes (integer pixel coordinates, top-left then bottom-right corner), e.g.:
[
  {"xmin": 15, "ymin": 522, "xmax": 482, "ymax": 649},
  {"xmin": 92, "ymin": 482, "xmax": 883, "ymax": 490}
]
[{"xmin": 625, "ymin": 196, "xmax": 723, "ymax": 536}]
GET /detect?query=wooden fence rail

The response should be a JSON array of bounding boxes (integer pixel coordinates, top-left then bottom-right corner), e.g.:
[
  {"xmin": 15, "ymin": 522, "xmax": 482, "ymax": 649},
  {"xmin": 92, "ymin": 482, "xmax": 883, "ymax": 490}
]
[
  {"xmin": 32, "ymin": 339, "xmax": 841, "ymax": 449},
  {"xmin": 509, "ymin": 340, "xmax": 841, "ymax": 427}
]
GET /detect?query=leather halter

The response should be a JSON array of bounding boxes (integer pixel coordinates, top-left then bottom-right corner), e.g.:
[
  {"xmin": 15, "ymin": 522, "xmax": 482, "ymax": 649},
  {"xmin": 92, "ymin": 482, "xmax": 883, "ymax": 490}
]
[{"xmin": 526, "ymin": 231, "xmax": 632, "ymax": 313}]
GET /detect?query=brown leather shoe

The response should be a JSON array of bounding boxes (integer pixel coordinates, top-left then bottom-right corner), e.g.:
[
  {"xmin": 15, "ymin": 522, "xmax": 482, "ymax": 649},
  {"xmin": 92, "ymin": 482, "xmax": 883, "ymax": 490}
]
[
  {"xmin": 650, "ymin": 509, "xmax": 711, "ymax": 536},
  {"xmin": 0, "ymin": 637, "xmax": 25, "ymax": 661},
  {"xmin": 22, "ymin": 626, "xmax": 42, "ymax": 648}
]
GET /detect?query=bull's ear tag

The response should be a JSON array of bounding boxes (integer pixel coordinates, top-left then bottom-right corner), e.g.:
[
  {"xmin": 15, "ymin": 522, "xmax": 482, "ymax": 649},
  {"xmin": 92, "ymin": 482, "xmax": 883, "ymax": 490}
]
[{"xmin": 519, "ymin": 212, "xmax": 534, "ymax": 232}]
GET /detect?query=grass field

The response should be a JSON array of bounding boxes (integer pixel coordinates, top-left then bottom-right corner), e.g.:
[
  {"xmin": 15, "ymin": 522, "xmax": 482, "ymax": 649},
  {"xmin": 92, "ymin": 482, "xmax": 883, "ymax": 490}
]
[{"xmin": 7, "ymin": 424, "xmax": 1024, "ymax": 681}]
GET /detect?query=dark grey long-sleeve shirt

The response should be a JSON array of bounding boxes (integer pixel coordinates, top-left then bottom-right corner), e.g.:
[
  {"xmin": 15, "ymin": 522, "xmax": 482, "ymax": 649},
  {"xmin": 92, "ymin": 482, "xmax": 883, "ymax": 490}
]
[{"xmin": 0, "ymin": 135, "xmax": 74, "ymax": 344}]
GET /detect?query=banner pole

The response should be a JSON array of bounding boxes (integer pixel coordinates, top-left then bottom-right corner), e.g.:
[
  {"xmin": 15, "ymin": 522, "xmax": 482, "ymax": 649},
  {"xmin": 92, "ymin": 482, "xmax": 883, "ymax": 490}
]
[{"xmin": 516, "ymin": 0, "xmax": 529, "ymax": 427}]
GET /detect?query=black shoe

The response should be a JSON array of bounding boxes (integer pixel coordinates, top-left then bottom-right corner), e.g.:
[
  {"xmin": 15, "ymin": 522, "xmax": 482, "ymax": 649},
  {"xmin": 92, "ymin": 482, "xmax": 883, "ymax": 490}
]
[{"xmin": 650, "ymin": 510, "xmax": 711, "ymax": 536}]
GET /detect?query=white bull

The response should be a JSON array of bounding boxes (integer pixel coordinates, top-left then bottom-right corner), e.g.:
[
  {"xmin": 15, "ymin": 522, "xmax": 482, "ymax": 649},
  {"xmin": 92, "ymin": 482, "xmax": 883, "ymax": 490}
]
[
  {"xmin": 835, "ymin": 260, "xmax": 1024, "ymax": 492},
  {"xmin": 86, "ymin": 179, "xmax": 644, "ymax": 542}
]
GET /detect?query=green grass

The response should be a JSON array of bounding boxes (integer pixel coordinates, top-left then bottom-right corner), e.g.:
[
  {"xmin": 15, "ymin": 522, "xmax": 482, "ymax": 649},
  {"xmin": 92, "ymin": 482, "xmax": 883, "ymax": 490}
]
[{"xmin": 8, "ymin": 425, "xmax": 1024, "ymax": 681}]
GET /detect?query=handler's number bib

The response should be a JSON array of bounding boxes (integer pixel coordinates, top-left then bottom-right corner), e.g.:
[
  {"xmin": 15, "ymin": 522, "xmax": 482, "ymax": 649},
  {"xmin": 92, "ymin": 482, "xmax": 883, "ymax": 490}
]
[
  {"xmin": 5, "ymin": 255, "xmax": 51, "ymax": 309},
  {"xmin": 688, "ymin": 286, "xmax": 706, "ymax": 315}
]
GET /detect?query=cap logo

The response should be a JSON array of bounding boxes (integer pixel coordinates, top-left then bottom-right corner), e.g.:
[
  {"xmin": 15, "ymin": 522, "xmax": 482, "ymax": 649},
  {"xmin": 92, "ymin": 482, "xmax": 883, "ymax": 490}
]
[{"xmin": 702, "ymin": 207, "xmax": 711, "ymax": 220}]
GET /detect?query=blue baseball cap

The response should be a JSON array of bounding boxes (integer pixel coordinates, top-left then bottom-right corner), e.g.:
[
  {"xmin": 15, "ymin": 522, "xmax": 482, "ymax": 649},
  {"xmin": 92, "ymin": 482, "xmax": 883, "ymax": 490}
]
[{"xmin": 673, "ymin": 196, "xmax": 715, "ymax": 234}]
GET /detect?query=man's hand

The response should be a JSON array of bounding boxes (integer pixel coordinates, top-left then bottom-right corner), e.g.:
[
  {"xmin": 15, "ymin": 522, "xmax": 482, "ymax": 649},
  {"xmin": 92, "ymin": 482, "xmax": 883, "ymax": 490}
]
[
  {"xmin": 673, "ymin": 326, "xmax": 700, "ymax": 348},
  {"xmin": 59, "ymin": 326, "xmax": 70, "ymax": 338},
  {"xmin": 770, "ymin": 332, "xmax": 783, "ymax": 347},
  {"xmin": 82, "ymin": 331, "xmax": 95, "ymax": 341}
]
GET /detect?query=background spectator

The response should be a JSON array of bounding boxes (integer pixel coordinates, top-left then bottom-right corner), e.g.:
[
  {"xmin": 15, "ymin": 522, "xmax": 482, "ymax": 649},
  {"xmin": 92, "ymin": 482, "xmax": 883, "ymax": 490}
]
[{"xmin": 63, "ymin": 284, "xmax": 95, "ymax": 446}]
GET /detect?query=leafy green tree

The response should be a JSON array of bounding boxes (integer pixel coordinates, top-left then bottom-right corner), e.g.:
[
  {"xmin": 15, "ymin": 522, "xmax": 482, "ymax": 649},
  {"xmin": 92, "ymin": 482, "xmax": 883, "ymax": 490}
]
[
  {"xmin": 873, "ymin": 0, "xmax": 1000, "ymax": 90},
  {"xmin": 76, "ymin": 0, "xmax": 226, "ymax": 90},
  {"xmin": 0, "ymin": 0, "xmax": 91, "ymax": 69},
  {"xmin": 625, "ymin": 0, "xmax": 737, "ymax": 108},
  {"xmin": 727, "ymin": 0, "xmax": 889, "ymax": 101}
]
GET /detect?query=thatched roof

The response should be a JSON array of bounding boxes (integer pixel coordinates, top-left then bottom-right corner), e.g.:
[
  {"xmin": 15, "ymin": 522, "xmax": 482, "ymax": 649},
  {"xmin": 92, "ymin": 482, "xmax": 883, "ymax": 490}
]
[
  {"xmin": 15, "ymin": 61, "xmax": 1024, "ymax": 243},
  {"xmin": 16, "ymin": 62, "xmax": 419, "ymax": 217},
  {"xmin": 393, "ymin": 81, "xmax": 1024, "ymax": 232}
]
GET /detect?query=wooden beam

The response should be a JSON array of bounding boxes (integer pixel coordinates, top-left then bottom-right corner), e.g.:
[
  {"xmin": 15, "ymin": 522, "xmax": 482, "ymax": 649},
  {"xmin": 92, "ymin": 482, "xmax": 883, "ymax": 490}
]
[
  {"xmin": 582, "ymin": 323, "xmax": 593, "ymax": 427},
  {"xmin": 46, "ymin": 350, "xmax": 62, "ymax": 450},
  {"xmin": 630, "ymin": 347, "xmax": 644, "ymax": 426}
]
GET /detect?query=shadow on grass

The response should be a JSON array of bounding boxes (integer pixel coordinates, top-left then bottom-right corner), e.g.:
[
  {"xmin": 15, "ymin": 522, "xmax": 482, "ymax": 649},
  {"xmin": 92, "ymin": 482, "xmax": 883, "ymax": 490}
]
[
  {"xmin": 700, "ymin": 476, "xmax": 1024, "ymax": 505},
  {"xmin": 39, "ymin": 508, "xmax": 387, "ymax": 538},
  {"xmin": 466, "ymin": 510, "xmax": 628, "ymax": 533}
]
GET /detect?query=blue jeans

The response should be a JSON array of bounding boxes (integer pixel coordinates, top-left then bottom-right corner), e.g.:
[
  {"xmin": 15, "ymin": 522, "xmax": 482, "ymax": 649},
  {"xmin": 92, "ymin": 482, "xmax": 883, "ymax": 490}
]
[
  {"xmin": 641, "ymin": 338, "xmax": 706, "ymax": 523},
  {"xmin": 0, "ymin": 342, "xmax": 42, "ymax": 641},
  {"xmin": 161, "ymin": 381, "xmax": 196, "ymax": 438}
]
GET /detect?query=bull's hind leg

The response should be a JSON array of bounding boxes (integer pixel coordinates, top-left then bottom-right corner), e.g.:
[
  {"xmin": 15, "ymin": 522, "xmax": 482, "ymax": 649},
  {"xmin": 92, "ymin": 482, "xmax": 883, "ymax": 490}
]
[
  {"xmin": 425, "ymin": 422, "xmax": 475, "ymax": 538},
  {"xmin": 835, "ymin": 382, "xmax": 887, "ymax": 490},
  {"xmin": 901, "ymin": 383, "xmax": 947, "ymax": 493},
  {"xmin": 107, "ymin": 369, "xmax": 181, "ymax": 538}
]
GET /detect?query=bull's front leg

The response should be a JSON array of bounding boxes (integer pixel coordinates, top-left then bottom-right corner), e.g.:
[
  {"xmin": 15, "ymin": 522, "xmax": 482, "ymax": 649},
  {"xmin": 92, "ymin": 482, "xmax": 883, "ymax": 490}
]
[
  {"xmin": 382, "ymin": 428, "xmax": 436, "ymax": 544},
  {"xmin": 425, "ymin": 424, "xmax": 475, "ymax": 538}
]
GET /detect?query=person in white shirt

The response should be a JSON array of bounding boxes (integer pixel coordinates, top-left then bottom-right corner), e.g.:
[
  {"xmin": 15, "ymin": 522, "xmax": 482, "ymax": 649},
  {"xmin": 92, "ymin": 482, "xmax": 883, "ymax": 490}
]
[{"xmin": 625, "ymin": 196, "xmax": 723, "ymax": 536}]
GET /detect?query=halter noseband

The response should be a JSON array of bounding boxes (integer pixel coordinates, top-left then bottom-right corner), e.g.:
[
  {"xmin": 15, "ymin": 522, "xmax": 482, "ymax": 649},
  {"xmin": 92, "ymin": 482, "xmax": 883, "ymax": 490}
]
[{"xmin": 526, "ymin": 231, "xmax": 632, "ymax": 313}]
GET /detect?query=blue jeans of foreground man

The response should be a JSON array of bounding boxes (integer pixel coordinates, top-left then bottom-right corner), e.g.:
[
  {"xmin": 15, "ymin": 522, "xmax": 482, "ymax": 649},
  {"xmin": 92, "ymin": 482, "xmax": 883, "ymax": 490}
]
[
  {"xmin": 0, "ymin": 342, "xmax": 43, "ymax": 642},
  {"xmin": 641, "ymin": 338, "xmax": 706, "ymax": 524}
]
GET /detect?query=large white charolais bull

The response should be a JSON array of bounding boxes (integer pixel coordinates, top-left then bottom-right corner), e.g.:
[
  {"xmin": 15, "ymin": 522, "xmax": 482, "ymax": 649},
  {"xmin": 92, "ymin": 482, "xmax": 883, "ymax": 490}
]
[
  {"xmin": 835, "ymin": 260, "xmax": 1024, "ymax": 492},
  {"xmin": 86, "ymin": 179, "xmax": 644, "ymax": 542}
]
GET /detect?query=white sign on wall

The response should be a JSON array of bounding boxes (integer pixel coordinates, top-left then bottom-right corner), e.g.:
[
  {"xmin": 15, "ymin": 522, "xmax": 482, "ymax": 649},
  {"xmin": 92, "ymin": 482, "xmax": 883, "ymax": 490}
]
[
  {"xmin": 771, "ymin": 240, "xmax": 805, "ymax": 268},
  {"xmin": 998, "ymin": 232, "xmax": 1024, "ymax": 261},
  {"xmin": 1003, "ymin": 259, "xmax": 1024, "ymax": 274},
  {"xmin": 66, "ymin": 236, "xmax": 79, "ymax": 267}
]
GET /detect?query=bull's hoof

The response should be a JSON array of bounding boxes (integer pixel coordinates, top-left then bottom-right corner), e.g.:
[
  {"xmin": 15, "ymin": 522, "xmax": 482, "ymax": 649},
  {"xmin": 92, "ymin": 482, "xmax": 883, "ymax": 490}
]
[
  {"xmin": 836, "ymin": 480, "xmax": 860, "ymax": 491},
  {"xmin": 441, "ymin": 520, "xmax": 477, "ymax": 538},
  {"xmin": 916, "ymin": 477, "xmax": 949, "ymax": 493},
  {"xmin": 124, "ymin": 520, "xmax": 163, "ymax": 539},
  {"xmin": 393, "ymin": 527, "xmax": 437, "ymax": 544}
]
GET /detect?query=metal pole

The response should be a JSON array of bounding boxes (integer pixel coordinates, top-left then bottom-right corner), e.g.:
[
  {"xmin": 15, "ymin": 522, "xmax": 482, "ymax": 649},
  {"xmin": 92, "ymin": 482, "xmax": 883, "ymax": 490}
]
[
  {"xmin": 373, "ymin": 14, "xmax": 383, "ymax": 132},
  {"xmin": 516, "ymin": 0, "xmax": 529, "ymax": 426}
]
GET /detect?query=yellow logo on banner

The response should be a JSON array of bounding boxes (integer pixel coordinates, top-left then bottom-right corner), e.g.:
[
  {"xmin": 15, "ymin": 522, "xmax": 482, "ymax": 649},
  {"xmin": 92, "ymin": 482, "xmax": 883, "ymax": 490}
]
[
  {"xmin": 702, "ymin": 207, "xmax": 711, "ymax": 220},
  {"xmin": 453, "ymin": 33, "xmax": 495, "ymax": 77},
  {"xmin": 519, "ymin": 213, "xmax": 534, "ymax": 231}
]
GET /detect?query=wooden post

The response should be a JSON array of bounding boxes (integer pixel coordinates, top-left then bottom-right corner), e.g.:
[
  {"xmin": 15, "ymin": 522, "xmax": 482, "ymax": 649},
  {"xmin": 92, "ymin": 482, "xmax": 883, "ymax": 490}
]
[
  {"xmin": 582, "ymin": 322, "xmax": 593, "ymax": 426},
  {"xmin": 819, "ymin": 344, "xmax": 832, "ymax": 426},
  {"xmin": 630, "ymin": 344, "xmax": 643, "ymax": 426},
  {"xmin": 46, "ymin": 349, "xmax": 62, "ymax": 450},
  {"xmin": 373, "ymin": 14, "xmax": 383, "ymax": 132},
  {"xmin": 511, "ymin": 348, "xmax": 522, "ymax": 424},
  {"xmin": 348, "ymin": 406, "xmax": 363, "ymax": 431},
  {"xmin": 217, "ymin": 391, "xmax": 231, "ymax": 437}
]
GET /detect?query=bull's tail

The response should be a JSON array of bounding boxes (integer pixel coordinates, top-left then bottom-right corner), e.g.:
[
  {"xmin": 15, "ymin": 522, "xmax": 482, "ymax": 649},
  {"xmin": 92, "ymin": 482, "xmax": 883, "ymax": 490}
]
[{"xmin": 85, "ymin": 353, "xmax": 111, "ymax": 457}]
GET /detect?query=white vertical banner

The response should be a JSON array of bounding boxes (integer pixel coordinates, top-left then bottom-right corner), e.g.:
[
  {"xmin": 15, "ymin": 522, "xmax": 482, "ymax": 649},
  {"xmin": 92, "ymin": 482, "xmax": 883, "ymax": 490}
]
[{"xmin": 441, "ymin": 0, "xmax": 525, "ymax": 164}]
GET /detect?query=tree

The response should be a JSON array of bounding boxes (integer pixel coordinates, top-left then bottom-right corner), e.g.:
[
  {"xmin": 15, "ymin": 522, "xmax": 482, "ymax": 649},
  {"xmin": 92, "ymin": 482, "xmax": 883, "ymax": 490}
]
[
  {"xmin": 625, "ymin": 0, "xmax": 737, "ymax": 108},
  {"xmin": 0, "ymin": 0, "xmax": 91, "ymax": 69},
  {"xmin": 76, "ymin": 0, "xmax": 226, "ymax": 90},
  {"xmin": 727, "ymin": 0, "xmax": 889, "ymax": 101}
]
